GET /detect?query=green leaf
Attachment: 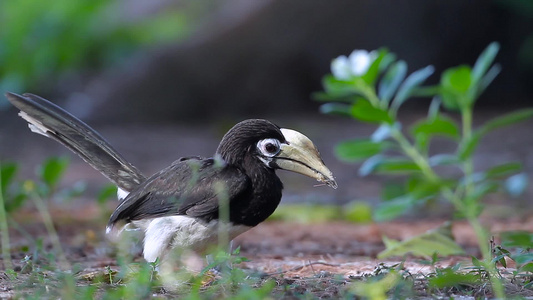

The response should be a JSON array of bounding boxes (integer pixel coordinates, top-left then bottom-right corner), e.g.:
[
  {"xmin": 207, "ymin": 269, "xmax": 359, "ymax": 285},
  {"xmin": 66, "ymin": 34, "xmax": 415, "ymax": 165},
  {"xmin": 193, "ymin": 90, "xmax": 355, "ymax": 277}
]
[
  {"xmin": 505, "ymin": 173, "xmax": 528, "ymax": 197},
  {"xmin": 440, "ymin": 65, "xmax": 472, "ymax": 110},
  {"xmin": 375, "ymin": 178, "xmax": 443, "ymax": 221},
  {"xmin": 378, "ymin": 60, "xmax": 407, "ymax": 104},
  {"xmin": 501, "ymin": 231, "xmax": 533, "ymax": 248},
  {"xmin": 485, "ymin": 163, "xmax": 523, "ymax": 179},
  {"xmin": 97, "ymin": 184, "xmax": 118, "ymax": 205},
  {"xmin": 374, "ymin": 196, "xmax": 414, "ymax": 221},
  {"xmin": 457, "ymin": 132, "xmax": 482, "ymax": 161},
  {"xmin": 343, "ymin": 201, "xmax": 373, "ymax": 223},
  {"xmin": 322, "ymin": 74, "xmax": 367, "ymax": 98},
  {"xmin": 410, "ymin": 115, "xmax": 460, "ymax": 139},
  {"xmin": 319, "ymin": 103, "xmax": 352, "ymax": 117},
  {"xmin": 39, "ymin": 157, "xmax": 69, "ymax": 189},
  {"xmin": 414, "ymin": 133, "xmax": 430, "ymax": 155},
  {"xmin": 471, "ymin": 256, "xmax": 482, "ymax": 267},
  {"xmin": 359, "ymin": 156, "xmax": 421, "ymax": 176},
  {"xmin": 471, "ymin": 42, "xmax": 500, "ymax": 85},
  {"xmin": 442, "ymin": 65, "xmax": 472, "ymax": 93},
  {"xmin": 493, "ymin": 253, "xmax": 507, "ymax": 268},
  {"xmin": 428, "ymin": 268, "xmax": 479, "ymax": 288},
  {"xmin": 390, "ymin": 65, "xmax": 434, "ymax": 112},
  {"xmin": 374, "ymin": 159, "xmax": 422, "ymax": 174},
  {"xmin": 519, "ymin": 263, "xmax": 533, "ymax": 273},
  {"xmin": 335, "ymin": 139, "xmax": 391, "ymax": 162},
  {"xmin": 429, "ymin": 154, "xmax": 459, "ymax": 166},
  {"xmin": 359, "ymin": 155, "xmax": 384, "ymax": 176},
  {"xmin": 465, "ymin": 182, "xmax": 499, "ymax": 205},
  {"xmin": 406, "ymin": 177, "xmax": 443, "ymax": 199},
  {"xmin": 479, "ymin": 108, "xmax": 533, "ymax": 135},
  {"xmin": 427, "ymin": 97, "xmax": 441, "ymax": 120},
  {"xmin": 371, "ymin": 124, "xmax": 393, "ymax": 142},
  {"xmin": 476, "ymin": 64, "xmax": 501, "ymax": 97},
  {"xmin": 378, "ymin": 222, "xmax": 465, "ymax": 259},
  {"xmin": 268, "ymin": 204, "xmax": 341, "ymax": 223},
  {"xmin": 5, "ymin": 194, "xmax": 27, "ymax": 213},
  {"xmin": 361, "ymin": 48, "xmax": 389, "ymax": 85},
  {"xmin": 1, "ymin": 162, "xmax": 18, "ymax": 192},
  {"xmin": 459, "ymin": 109, "xmax": 533, "ymax": 160},
  {"xmin": 351, "ymin": 99, "xmax": 393, "ymax": 124},
  {"xmin": 382, "ymin": 182, "xmax": 406, "ymax": 201},
  {"xmin": 513, "ymin": 254, "xmax": 533, "ymax": 265},
  {"xmin": 350, "ymin": 271, "xmax": 401, "ymax": 300}
]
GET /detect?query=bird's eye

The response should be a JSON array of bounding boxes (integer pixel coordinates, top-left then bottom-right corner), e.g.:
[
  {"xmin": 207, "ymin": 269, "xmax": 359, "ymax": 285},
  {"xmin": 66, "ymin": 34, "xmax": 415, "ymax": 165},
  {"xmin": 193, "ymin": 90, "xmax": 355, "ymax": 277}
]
[{"xmin": 257, "ymin": 138, "xmax": 281, "ymax": 157}]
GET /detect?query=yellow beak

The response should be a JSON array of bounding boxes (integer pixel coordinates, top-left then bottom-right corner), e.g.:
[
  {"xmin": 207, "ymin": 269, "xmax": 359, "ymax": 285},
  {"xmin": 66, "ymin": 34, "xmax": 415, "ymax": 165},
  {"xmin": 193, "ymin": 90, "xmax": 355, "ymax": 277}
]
[{"xmin": 274, "ymin": 128, "xmax": 337, "ymax": 189}]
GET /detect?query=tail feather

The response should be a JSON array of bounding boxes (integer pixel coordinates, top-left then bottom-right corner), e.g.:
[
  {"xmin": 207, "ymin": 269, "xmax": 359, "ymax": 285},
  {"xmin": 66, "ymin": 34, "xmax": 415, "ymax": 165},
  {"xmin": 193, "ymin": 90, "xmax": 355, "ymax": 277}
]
[{"xmin": 6, "ymin": 92, "xmax": 146, "ymax": 192}]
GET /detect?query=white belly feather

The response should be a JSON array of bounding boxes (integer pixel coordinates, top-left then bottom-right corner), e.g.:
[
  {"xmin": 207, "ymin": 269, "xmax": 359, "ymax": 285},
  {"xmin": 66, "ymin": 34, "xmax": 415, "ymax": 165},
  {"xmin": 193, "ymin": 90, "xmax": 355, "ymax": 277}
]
[
  {"xmin": 113, "ymin": 188, "xmax": 251, "ymax": 263},
  {"xmin": 138, "ymin": 216, "xmax": 251, "ymax": 263}
]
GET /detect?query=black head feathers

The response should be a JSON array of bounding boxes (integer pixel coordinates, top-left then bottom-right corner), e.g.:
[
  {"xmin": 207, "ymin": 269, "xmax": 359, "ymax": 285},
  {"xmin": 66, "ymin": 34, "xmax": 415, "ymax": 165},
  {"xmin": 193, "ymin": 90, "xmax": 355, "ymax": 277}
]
[{"xmin": 216, "ymin": 119, "xmax": 285, "ymax": 166}]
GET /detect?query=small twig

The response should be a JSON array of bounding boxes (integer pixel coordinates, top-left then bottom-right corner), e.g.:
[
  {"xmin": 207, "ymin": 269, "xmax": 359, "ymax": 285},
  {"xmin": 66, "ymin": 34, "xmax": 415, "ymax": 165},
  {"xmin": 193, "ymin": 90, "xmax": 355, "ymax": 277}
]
[
  {"xmin": 313, "ymin": 183, "xmax": 327, "ymax": 188},
  {"xmin": 308, "ymin": 260, "xmax": 316, "ymax": 275},
  {"xmin": 29, "ymin": 188, "xmax": 70, "ymax": 270},
  {"xmin": 267, "ymin": 261, "xmax": 341, "ymax": 276}
]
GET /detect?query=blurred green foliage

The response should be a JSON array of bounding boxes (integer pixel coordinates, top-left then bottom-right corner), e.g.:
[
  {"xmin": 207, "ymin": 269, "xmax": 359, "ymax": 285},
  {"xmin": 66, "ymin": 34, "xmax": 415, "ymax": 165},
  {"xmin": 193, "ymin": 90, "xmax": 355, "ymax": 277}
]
[
  {"xmin": 377, "ymin": 222, "xmax": 464, "ymax": 259},
  {"xmin": 0, "ymin": 0, "xmax": 192, "ymax": 106},
  {"xmin": 268, "ymin": 201, "xmax": 373, "ymax": 224},
  {"xmin": 318, "ymin": 42, "xmax": 533, "ymax": 298},
  {"xmin": 1, "ymin": 161, "xmax": 27, "ymax": 213},
  {"xmin": 318, "ymin": 42, "xmax": 531, "ymax": 223}
]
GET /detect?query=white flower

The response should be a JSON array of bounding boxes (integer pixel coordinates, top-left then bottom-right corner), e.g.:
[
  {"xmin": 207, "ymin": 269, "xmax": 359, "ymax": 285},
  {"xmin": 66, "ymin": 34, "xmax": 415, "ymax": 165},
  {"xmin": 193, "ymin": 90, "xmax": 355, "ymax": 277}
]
[
  {"xmin": 348, "ymin": 50, "xmax": 377, "ymax": 76},
  {"xmin": 330, "ymin": 55, "xmax": 351, "ymax": 80},
  {"xmin": 331, "ymin": 49, "xmax": 377, "ymax": 80}
]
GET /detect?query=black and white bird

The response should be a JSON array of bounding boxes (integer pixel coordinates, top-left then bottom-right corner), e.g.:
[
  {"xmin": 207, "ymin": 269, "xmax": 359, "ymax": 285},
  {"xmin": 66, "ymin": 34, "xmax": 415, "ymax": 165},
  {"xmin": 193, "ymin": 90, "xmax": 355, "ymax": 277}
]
[{"xmin": 6, "ymin": 92, "xmax": 337, "ymax": 263}]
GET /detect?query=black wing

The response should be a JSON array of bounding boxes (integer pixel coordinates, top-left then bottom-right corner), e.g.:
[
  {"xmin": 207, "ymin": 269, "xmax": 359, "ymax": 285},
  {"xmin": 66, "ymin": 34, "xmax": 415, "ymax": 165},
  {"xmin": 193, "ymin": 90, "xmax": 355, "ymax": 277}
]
[
  {"xmin": 5, "ymin": 92, "xmax": 145, "ymax": 191},
  {"xmin": 107, "ymin": 157, "xmax": 250, "ymax": 228}
]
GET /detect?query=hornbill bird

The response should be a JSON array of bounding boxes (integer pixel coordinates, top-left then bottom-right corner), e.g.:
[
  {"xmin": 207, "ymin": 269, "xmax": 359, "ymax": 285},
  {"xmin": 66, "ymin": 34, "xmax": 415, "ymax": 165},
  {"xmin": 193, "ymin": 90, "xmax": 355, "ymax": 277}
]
[{"xmin": 5, "ymin": 92, "xmax": 337, "ymax": 263}]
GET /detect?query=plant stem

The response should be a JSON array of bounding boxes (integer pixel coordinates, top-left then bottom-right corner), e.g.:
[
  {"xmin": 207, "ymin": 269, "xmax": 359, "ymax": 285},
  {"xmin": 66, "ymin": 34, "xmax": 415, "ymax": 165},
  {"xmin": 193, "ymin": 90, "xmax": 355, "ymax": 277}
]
[
  {"xmin": 389, "ymin": 118, "xmax": 505, "ymax": 298},
  {"xmin": 364, "ymin": 87, "xmax": 382, "ymax": 108},
  {"xmin": 461, "ymin": 107, "xmax": 475, "ymax": 197},
  {"xmin": 458, "ymin": 106, "xmax": 505, "ymax": 295},
  {"xmin": 0, "ymin": 162, "xmax": 13, "ymax": 271},
  {"xmin": 389, "ymin": 128, "xmax": 439, "ymax": 182},
  {"xmin": 30, "ymin": 188, "xmax": 70, "ymax": 270},
  {"xmin": 367, "ymin": 82, "xmax": 504, "ymax": 296},
  {"xmin": 441, "ymin": 175, "xmax": 504, "ymax": 297},
  {"xmin": 468, "ymin": 216, "xmax": 505, "ymax": 298}
]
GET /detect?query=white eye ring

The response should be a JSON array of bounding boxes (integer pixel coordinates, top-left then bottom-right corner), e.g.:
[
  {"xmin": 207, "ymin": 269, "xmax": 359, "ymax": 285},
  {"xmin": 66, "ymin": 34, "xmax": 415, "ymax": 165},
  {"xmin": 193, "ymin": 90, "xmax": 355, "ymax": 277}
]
[{"xmin": 257, "ymin": 138, "xmax": 281, "ymax": 157}]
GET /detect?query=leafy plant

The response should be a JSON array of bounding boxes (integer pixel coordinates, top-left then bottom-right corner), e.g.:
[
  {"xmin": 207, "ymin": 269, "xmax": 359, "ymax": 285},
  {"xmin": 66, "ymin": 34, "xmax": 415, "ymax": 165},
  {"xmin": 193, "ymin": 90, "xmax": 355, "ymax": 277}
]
[
  {"xmin": 317, "ymin": 42, "xmax": 532, "ymax": 298},
  {"xmin": 268, "ymin": 202, "xmax": 373, "ymax": 223},
  {"xmin": 350, "ymin": 271, "xmax": 403, "ymax": 300},
  {"xmin": 36, "ymin": 157, "xmax": 70, "ymax": 198},
  {"xmin": 349, "ymin": 263, "xmax": 415, "ymax": 300},
  {"xmin": 0, "ymin": 0, "xmax": 194, "ymax": 106},
  {"xmin": 378, "ymin": 222, "xmax": 464, "ymax": 259},
  {"xmin": 1, "ymin": 161, "xmax": 28, "ymax": 213}
]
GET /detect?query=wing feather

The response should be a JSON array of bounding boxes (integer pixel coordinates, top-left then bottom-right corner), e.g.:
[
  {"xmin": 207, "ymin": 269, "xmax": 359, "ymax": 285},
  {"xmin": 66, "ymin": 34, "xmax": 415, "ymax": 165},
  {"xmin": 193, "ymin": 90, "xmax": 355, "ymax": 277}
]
[{"xmin": 107, "ymin": 157, "xmax": 250, "ymax": 229}]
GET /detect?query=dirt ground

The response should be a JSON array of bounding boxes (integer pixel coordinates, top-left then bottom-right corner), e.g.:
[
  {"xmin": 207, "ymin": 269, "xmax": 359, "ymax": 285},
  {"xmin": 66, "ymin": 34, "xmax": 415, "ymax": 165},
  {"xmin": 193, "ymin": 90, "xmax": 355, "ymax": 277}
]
[{"xmin": 3, "ymin": 203, "xmax": 533, "ymax": 298}]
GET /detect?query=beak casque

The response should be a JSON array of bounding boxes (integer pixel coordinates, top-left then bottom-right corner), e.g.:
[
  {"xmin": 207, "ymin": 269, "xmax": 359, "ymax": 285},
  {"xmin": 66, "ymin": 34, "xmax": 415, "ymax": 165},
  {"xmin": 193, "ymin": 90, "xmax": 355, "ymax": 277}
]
[{"xmin": 274, "ymin": 128, "xmax": 337, "ymax": 189}]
